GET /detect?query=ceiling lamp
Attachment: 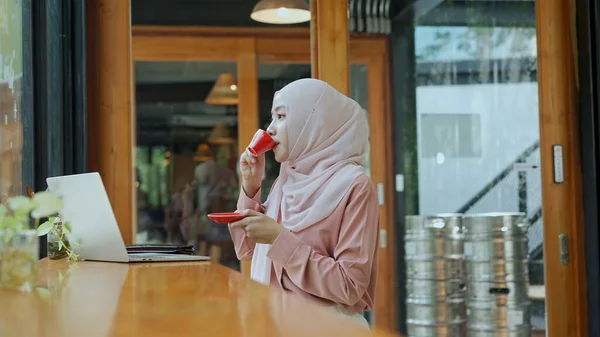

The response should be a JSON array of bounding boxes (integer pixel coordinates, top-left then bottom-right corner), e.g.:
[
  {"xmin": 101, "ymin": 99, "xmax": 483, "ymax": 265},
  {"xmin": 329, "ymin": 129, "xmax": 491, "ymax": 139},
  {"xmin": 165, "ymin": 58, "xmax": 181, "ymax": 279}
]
[
  {"xmin": 193, "ymin": 144, "xmax": 214, "ymax": 162},
  {"xmin": 250, "ymin": 0, "xmax": 310, "ymax": 24},
  {"xmin": 208, "ymin": 124, "xmax": 235, "ymax": 145},
  {"xmin": 205, "ymin": 73, "xmax": 238, "ymax": 106}
]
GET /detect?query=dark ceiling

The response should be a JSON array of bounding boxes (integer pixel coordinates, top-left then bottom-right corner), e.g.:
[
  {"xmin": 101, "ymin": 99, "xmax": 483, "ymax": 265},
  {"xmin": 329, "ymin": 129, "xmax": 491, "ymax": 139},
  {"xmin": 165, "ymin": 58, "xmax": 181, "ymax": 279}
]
[
  {"xmin": 131, "ymin": 0, "xmax": 286, "ymax": 27},
  {"xmin": 131, "ymin": 0, "xmax": 535, "ymax": 28}
]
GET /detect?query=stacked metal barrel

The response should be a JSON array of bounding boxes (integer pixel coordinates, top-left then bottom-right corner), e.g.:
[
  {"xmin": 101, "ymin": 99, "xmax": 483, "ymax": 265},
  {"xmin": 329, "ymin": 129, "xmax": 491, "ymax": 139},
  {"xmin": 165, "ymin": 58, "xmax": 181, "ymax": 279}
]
[
  {"xmin": 405, "ymin": 214, "xmax": 467, "ymax": 336},
  {"xmin": 462, "ymin": 213, "xmax": 532, "ymax": 337}
]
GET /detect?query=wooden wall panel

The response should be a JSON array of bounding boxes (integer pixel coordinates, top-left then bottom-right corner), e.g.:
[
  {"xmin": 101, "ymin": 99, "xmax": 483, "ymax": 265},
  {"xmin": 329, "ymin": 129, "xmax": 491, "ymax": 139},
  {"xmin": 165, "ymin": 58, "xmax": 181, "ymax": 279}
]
[
  {"xmin": 257, "ymin": 38, "xmax": 310, "ymax": 64},
  {"xmin": 367, "ymin": 55, "xmax": 397, "ymax": 332},
  {"xmin": 237, "ymin": 38, "xmax": 259, "ymax": 277},
  {"xmin": 87, "ymin": 0, "xmax": 135, "ymax": 244},
  {"xmin": 133, "ymin": 36, "xmax": 239, "ymax": 61},
  {"xmin": 536, "ymin": 0, "xmax": 588, "ymax": 335},
  {"xmin": 310, "ymin": 0, "xmax": 350, "ymax": 95}
]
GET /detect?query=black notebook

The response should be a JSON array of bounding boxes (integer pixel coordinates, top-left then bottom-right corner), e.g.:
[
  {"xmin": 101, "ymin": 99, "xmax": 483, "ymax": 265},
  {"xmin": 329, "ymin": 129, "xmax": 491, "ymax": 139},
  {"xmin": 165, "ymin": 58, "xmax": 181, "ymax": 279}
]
[{"xmin": 126, "ymin": 244, "xmax": 195, "ymax": 255}]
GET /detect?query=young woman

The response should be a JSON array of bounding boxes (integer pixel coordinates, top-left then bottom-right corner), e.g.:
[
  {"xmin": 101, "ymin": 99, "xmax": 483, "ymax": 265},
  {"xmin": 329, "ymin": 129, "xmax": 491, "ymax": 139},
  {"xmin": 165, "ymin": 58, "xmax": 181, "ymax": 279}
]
[{"xmin": 229, "ymin": 78, "xmax": 380, "ymax": 327}]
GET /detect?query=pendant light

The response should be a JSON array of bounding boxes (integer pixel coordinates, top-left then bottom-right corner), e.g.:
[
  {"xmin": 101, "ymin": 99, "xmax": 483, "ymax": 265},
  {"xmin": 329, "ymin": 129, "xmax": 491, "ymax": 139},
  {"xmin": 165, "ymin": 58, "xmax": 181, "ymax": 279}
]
[
  {"xmin": 205, "ymin": 73, "xmax": 238, "ymax": 106},
  {"xmin": 207, "ymin": 124, "xmax": 235, "ymax": 145},
  {"xmin": 193, "ymin": 144, "xmax": 214, "ymax": 162},
  {"xmin": 250, "ymin": 0, "xmax": 310, "ymax": 25}
]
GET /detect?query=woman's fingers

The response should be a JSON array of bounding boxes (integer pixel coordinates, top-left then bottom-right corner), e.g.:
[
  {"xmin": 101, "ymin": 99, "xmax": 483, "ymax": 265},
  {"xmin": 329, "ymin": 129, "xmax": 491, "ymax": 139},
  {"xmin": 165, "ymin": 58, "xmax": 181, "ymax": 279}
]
[
  {"xmin": 247, "ymin": 151, "xmax": 258, "ymax": 165},
  {"xmin": 230, "ymin": 213, "xmax": 262, "ymax": 233},
  {"xmin": 241, "ymin": 150, "xmax": 258, "ymax": 166},
  {"xmin": 230, "ymin": 218, "xmax": 248, "ymax": 229},
  {"xmin": 241, "ymin": 209, "xmax": 262, "ymax": 217},
  {"xmin": 231, "ymin": 214, "xmax": 259, "ymax": 228}
]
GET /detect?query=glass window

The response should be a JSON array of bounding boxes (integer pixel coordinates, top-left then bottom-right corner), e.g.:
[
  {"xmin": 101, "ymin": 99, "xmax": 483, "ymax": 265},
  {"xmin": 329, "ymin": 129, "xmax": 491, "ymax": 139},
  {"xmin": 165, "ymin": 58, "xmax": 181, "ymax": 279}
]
[
  {"xmin": 134, "ymin": 61, "xmax": 240, "ymax": 270},
  {"xmin": 0, "ymin": 0, "xmax": 24, "ymax": 199},
  {"xmin": 397, "ymin": 2, "xmax": 546, "ymax": 335}
]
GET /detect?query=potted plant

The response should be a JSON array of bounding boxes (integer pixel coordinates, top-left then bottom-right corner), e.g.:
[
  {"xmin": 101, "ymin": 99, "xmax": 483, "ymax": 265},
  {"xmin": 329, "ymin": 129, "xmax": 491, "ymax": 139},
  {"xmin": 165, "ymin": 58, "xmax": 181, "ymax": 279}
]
[
  {"xmin": 36, "ymin": 217, "xmax": 78, "ymax": 261},
  {"xmin": 25, "ymin": 186, "xmax": 79, "ymax": 261},
  {"xmin": 0, "ymin": 190, "xmax": 64, "ymax": 292}
]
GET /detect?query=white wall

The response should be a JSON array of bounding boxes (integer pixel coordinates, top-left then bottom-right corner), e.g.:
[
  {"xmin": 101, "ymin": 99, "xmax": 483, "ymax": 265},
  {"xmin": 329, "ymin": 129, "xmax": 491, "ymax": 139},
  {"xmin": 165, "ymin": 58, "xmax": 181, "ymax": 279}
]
[{"xmin": 416, "ymin": 83, "xmax": 542, "ymax": 216}]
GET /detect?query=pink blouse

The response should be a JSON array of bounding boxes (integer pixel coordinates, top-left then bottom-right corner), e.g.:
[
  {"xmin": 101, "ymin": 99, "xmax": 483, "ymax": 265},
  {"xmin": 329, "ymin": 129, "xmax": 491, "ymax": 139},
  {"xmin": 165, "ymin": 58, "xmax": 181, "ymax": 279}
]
[{"xmin": 228, "ymin": 174, "xmax": 380, "ymax": 313}]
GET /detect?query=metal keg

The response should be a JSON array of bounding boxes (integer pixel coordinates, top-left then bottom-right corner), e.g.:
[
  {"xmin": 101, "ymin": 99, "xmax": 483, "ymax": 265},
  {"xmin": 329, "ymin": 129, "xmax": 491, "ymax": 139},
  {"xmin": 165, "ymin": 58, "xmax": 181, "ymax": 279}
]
[
  {"xmin": 467, "ymin": 301, "xmax": 531, "ymax": 337},
  {"xmin": 407, "ymin": 278, "xmax": 466, "ymax": 299},
  {"xmin": 407, "ymin": 297, "xmax": 467, "ymax": 337},
  {"xmin": 408, "ymin": 322, "xmax": 467, "ymax": 337},
  {"xmin": 405, "ymin": 214, "xmax": 467, "ymax": 337},
  {"xmin": 466, "ymin": 259, "xmax": 529, "ymax": 283},
  {"xmin": 405, "ymin": 214, "xmax": 465, "ymax": 279},
  {"xmin": 463, "ymin": 213, "xmax": 532, "ymax": 337},
  {"xmin": 407, "ymin": 258, "xmax": 465, "ymax": 280}
]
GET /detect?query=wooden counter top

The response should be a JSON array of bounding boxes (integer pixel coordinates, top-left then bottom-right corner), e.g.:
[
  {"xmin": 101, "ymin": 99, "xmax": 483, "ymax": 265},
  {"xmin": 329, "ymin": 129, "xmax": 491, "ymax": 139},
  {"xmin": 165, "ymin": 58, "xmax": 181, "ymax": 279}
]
[{"xmin": 0, "ymin": 259, "xmax": 399, "ymax": 337}]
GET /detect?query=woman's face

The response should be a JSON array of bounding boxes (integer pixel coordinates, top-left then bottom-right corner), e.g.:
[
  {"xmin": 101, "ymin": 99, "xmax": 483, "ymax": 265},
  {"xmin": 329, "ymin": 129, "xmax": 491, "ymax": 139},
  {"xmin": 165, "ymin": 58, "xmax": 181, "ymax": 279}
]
[{"xmin": 267, "ymin": 93, "xmax": 289, "ymax": 163}]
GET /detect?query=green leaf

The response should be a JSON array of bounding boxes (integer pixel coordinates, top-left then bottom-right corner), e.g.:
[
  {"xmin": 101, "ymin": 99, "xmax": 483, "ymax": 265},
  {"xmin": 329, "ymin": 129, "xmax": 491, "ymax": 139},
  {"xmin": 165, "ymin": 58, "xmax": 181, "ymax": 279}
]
[
  {"xmin": 0, "ymin": 204, "xmax": 7, "ymax": 216},
  {"xmin": 12, "ymin": 213, "xmax": 29, "ymax": 225},
  {"xmin": 62, "ymin": 221, "xmax": 72, "ymax": 234},
  {"xmin": 31, "ymin": 192, "xmax": 64, "ymax": 218},
  {"xmin": 36, "ymin": 287, "xmax": 52, "ymax": 301},
  {"xmin": 36, "ymin": 221, "xmax": 54, "ymax": 236},
  {"xmin": 2, "ymin": 216, "xmax": 24, "ymax": 231},
  {"xmin": 7, "ymin": 196, "xmax": 34, "ymax": 213}
]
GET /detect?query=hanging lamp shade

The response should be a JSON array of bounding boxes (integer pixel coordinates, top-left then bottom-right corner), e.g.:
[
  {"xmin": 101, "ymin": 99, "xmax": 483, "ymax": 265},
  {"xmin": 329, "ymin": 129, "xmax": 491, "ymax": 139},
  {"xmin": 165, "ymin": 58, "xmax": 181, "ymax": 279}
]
[
  {"xmin": 250, "ymin": 0, "xmax": 310, "ymax": 24},
  {"xmin": 193, "ymin": 143, "xmax": 214, "ymax": 162},
  {"xmin": 205, "ymin": 73, "xmax": 238, "ymax": 105},
  {"xmin": 208, "ymin": 124, "xmax": 235, "ymax": 145}
]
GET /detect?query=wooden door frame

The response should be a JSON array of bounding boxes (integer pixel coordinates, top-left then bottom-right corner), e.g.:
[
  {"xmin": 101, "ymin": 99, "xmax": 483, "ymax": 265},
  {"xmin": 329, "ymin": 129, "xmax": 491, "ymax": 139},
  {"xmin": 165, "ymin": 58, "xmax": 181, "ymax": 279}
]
[
  {"xmin": 131, "ymin": 31, "xmax": 261, "ymax": 239},
  {"xmin": 129, "ymin": 26, "xmax": 396, "ymax": 332},
  {"xmin": 536, "ymin": 0, "xmax": 588, "ymax": 335}
]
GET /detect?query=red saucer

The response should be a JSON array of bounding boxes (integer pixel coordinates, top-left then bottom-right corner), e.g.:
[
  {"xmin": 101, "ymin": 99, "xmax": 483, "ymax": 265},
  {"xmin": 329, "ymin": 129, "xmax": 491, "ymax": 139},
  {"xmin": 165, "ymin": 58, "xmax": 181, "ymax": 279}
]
[{"xmin": 207, "ymin": 212, "xmax": 246, "ymax": 224}]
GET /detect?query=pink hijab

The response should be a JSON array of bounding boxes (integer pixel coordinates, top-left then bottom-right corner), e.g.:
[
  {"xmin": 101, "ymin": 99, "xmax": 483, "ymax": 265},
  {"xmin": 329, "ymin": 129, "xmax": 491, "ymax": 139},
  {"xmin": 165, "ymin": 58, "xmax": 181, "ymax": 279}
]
[{"xmin": 251, "ymin": 78, "xmax": 369, "ymax": 284}]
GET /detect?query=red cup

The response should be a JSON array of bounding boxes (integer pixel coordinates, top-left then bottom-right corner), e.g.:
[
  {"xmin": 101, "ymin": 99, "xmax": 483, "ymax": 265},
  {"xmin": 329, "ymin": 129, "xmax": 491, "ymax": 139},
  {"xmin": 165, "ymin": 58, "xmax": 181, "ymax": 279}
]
[{"xmin": 247, "ymin": 129, "xmax": 275, "ymax": 157}]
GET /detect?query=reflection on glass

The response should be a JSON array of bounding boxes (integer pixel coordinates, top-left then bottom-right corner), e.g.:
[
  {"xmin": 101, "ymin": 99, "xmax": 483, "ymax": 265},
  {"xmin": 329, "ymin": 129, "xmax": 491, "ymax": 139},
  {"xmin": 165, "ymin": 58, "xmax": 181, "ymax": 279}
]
[
  {"xmin": 134, "ymin": 61, "xmax": 240, "ymax": 270},
  {"xmin": 0, "ymin": 0, "xmax": 23, "ymax": 199},
  {"xmin": 400, "ymin": 1, "xmax": 545, "ymax": 335},
  {"xmin": 350, "ymin": 64, "xmax": 371, "ymax": 177},
  {"xmin": 349, "ymin": 63, "xmax": 374, "ymax": 326}
]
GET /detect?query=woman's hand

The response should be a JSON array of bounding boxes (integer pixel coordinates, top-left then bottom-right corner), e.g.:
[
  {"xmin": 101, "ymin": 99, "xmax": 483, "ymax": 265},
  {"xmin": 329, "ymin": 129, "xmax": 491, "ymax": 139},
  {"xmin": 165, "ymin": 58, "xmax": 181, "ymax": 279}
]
[
  {"xmin": 230, "ymin": 209, "xmax": 282, "ymax": 244},
  {"xmin": 239, "ymin": 149, "xmax": 265, "ymax": 197}
]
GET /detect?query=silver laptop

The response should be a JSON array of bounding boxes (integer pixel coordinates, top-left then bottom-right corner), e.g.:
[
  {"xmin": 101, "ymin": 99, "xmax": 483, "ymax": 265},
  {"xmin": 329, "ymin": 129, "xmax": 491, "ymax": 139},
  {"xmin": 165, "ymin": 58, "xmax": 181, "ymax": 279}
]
[{"xmin": 46, "ymin": 172, "xmax": 210, "ymax": 263}]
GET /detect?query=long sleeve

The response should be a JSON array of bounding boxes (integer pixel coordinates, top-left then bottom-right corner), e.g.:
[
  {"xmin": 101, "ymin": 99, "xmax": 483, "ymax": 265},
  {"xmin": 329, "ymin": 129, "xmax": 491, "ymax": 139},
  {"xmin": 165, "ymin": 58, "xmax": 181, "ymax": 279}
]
[
  {"xmin": 266, "ymin": 180, "xmax": 379, "ymax": 306},
  {"xmin": 229, "ymin": 188, "xmax": 264, "ymax": 261}
]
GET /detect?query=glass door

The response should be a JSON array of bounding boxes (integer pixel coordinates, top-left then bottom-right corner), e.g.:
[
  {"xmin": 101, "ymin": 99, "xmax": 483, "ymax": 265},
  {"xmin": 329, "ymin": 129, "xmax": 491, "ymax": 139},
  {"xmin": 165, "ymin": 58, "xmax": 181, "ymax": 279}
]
[{"xmin": 394, "ymin": 2, "xmax": 547, "ymax": 335}]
